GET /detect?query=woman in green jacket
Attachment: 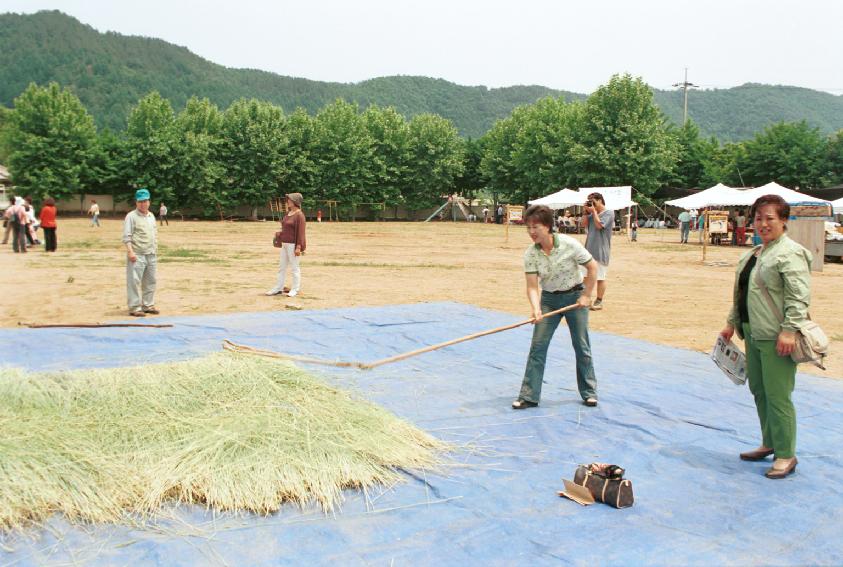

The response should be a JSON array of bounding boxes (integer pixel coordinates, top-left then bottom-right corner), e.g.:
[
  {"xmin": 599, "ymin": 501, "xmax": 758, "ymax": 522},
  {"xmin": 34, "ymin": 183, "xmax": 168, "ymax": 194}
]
[{"xmin": 720, "ymin": 194, "xmax": 812, "ymax": 479}]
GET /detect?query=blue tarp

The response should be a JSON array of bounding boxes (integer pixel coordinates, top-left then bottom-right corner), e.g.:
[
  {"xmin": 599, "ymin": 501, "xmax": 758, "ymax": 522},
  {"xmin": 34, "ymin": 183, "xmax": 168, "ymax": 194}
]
[{"xmin": 2, "ymin": 302, "xmax": 842, "ymax": 566}]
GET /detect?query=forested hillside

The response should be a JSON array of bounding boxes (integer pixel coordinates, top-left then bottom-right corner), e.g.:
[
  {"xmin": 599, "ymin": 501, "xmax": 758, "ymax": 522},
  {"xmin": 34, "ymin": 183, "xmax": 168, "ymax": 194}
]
[{"xmin": 2, "ymin": 10, "xmax": 843, "ymax": 140}]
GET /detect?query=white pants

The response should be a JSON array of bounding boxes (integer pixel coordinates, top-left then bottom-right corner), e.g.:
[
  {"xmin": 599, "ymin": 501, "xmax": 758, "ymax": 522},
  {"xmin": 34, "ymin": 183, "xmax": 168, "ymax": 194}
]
[{"xmin": 274, "ymin": 243, "xmax": 301, "ymax": 292}]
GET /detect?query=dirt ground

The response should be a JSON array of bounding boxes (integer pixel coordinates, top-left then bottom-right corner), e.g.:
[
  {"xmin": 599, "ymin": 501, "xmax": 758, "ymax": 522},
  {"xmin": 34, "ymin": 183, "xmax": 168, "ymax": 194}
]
[{"xmin": 2, "ymin": 217, "xmax": 841, "ymax": 378}]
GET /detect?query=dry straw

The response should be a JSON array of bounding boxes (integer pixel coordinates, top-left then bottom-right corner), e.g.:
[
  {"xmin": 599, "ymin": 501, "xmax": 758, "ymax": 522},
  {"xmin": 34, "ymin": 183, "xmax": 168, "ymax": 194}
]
[{"xmin": 0, "ymin": 353, "xmax": 447, "ymax": 532}]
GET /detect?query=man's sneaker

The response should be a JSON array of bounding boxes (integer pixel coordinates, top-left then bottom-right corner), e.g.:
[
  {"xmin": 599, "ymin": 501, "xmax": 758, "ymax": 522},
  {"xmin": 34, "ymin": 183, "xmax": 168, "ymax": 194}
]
[
  {"xmin": 584, "ymin": 397, "xmax": 598, "ymax": 407},
  {"xmin": 287, "ymin": 289, "xmax": 299, "ymax": 297},
  {"xmin": 590, "ymin": 299, "xmax": 604, "ymax": 311},
  {"xmin": 265, "ymin": 288, "xmax": 282, "ymax": 296}
]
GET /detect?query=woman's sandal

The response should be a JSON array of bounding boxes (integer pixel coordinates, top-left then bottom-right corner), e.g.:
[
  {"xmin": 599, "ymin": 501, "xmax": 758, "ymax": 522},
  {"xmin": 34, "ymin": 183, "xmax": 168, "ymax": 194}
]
[{"xmin": 511, "ymin": 399, "xmax": 538, "ymax": 410}]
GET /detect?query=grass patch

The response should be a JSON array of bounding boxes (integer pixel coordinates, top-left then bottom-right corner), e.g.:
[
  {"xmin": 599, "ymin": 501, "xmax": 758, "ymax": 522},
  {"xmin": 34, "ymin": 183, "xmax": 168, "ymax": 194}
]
[
  {"xmin": 832, "ymin": 334, "xmax": 843, "ymax": 342},
  {"xmin": 314, "ymin": 261, "xmax": 463, "ymax": 270},
  {"xmin": 0, "ymin": 353, "xmax": 446, "ymax": 531},
  {"xmin": 158, "ymin": 246, "xmax": 210, "ymax": 259},
  {"xmin": 61, "ymin": 238, "xmax": 111, "ymax": 251}
]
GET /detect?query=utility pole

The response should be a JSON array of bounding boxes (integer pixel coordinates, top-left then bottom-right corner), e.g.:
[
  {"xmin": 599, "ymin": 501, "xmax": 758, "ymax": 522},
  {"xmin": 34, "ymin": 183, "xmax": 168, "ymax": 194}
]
[{"xmin": 672, "ymin": 68, "xmax": 698, "ymax": 125}]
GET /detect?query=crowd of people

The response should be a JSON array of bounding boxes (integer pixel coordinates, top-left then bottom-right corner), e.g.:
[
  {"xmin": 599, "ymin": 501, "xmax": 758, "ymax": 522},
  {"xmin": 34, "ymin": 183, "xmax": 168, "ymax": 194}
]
[
  {"xmin": 3, "ymin": 195, "xmax": 49, "ymax": 252},
  {"xmin": 3, "ymin": 187, "xmax": 816, "ymax": 480},
  {"xmin": 510, "ymin": 192, "xmax": 812, "ymax": 480}
]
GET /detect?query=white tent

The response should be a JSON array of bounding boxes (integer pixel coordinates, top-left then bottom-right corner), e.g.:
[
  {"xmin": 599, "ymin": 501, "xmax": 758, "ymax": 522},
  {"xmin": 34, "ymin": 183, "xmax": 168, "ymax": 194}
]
[
  {"xmin": 664, "ymin": 183, "xmax": 754, "ymax": 209},
  {"xmin": 744, "ymin": 182, "xmax": 831, "ymax": 206},
  {"xmin": 665, "ymin": 182, "xmax": 831, "ymax": 210},
  {"xmin": 577, "ymin": 186, "xmax": 637, "ymax": 210},
  {"xmin": 528, "ymin": 188, "xmax": 585, "ymax": 209},
  {"xmin": 832, "ymin": 197, "xmax": 843, "ymax": 215}
]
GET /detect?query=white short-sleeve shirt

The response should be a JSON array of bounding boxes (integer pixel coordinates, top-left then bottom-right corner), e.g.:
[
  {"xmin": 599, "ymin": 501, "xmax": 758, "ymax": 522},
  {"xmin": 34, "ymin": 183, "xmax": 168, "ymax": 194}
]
[{"xmin": 524, "ymin": 234, "xmax": 593, "ymax": 292}]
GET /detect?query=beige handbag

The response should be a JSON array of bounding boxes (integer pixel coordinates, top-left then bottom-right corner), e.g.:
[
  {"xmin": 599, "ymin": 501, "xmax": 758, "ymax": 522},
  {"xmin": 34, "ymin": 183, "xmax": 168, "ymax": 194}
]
[{"xmin": 754, "ymin": 268, "xmax": 828, "ymax": 369}]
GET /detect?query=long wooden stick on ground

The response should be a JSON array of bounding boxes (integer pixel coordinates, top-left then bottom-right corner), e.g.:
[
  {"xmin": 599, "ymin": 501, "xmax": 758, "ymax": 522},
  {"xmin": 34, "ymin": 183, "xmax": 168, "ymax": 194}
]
[
  {"xmin": 224, "ymin": 303, "xmax": 581, "ymax": 369},
  {"xmin": 20, "ymin": 322, "xmax": 174, "ymax": 328}
]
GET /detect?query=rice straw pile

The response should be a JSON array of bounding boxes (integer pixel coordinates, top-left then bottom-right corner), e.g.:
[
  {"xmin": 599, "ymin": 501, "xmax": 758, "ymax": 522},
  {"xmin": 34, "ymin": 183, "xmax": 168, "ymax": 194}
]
[{"xmin": 0, "ymin": 353, "xmax": 447, "ymax": 531}]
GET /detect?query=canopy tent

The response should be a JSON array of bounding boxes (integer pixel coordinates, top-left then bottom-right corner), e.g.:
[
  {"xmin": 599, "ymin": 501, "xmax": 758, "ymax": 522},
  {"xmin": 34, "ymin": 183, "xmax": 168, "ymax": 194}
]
[
  {"xmin": 666, "ymin": 182, "xmax": 831, "ymax": 210},
  {"xmin": 527, "ymin": 188, "xmax": 584, "ymax": 209},
  {"xmin": 528, "ymin": 186, "xmax": 638, "ymax": 211},
  {"xmin": 664, "ymin": 183, "xmax": 754, "ymax": 209},
  {"xmin": 832, "ymin": 197, "xmax": 843, "ymax": 215},
  {"xmin": 744, "ymin": 182, "xmax": 832, "ymax": 207},
  {"xmin": 577, "ymin": 186, "xmax": 637, "ymax": 210}
]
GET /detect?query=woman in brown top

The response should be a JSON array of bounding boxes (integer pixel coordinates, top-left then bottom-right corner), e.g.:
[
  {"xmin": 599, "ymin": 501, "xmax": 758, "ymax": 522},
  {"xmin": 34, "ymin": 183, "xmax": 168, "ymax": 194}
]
[{"xmin": 266, "ymin": 193, "xmax": 307, "ymax": 297}]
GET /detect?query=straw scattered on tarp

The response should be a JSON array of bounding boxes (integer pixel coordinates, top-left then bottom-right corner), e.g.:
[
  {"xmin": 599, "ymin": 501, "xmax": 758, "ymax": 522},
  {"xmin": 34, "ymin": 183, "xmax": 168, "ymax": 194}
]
[{"xmin": 0, "ymin": 353, "xmax": 447, "ymax": 532}]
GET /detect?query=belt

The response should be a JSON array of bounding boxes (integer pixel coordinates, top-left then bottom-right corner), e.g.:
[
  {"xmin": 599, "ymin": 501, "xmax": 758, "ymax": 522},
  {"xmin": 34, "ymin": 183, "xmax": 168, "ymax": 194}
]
[{"xmin": 544, "ymin": 284, "xmax": 583, "ymax": 295}]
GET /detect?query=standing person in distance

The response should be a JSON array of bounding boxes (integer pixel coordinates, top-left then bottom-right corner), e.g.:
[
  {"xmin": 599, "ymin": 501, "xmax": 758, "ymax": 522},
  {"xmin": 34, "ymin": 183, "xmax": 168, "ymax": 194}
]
[
  {"xmin": 735, "ymin": 209, "xmax": 747, "ymax": 246},
  {"xmin": 582, "ymin": 192, "xmax": 613, "ymax": 311},
  {"xmin": 39, "ymin": 197, "xmax": 58, "ymax": 252},
  {"xmin": 720, "ymin": 194, "xmax": 812, "ymax": 479},
  {"xmin": 266, "ymin": 193, "xmax": 306, "ymax": 298},
  {"xmin": 512, "ymin": 205, "xmax": 600, "ymax": 409},
  {"xmin": 88, "ymin": 199, "xmax": 100, "ymax": 227},
  {"xmin": 3, "ymin": 196, "xmax": 27, "ymax": 252},
  {"xmin": 122, "ymin": 189, "xmax": 159, "ymax": 317},
  {"xmin": 159, "ymin": 202, "xmax": 169, "ymax": 226},
  {"xmin": 678, "ymin": 209, "xmax": 692, "ymax": 243}
]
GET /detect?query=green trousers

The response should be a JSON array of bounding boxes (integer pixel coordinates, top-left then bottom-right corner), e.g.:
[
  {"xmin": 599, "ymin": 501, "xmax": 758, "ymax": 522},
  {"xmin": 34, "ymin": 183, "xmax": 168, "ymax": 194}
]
[{"xmin": 742, "ymin": 323, "xmax": 797, "ymax": 459}]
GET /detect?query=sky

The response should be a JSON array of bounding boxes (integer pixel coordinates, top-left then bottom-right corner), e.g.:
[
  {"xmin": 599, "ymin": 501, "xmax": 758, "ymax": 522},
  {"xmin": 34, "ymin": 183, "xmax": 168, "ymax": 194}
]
[{"xmin": 3, "ymin": 0, "xmax": 842, "ymax": 94}]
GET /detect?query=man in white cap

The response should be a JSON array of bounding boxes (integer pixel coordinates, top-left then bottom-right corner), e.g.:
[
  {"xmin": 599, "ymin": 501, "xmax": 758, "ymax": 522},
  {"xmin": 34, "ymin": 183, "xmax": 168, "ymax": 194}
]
[{"xmin": 122, "ymin": 188, "xmax": 159, "ymax": 317}]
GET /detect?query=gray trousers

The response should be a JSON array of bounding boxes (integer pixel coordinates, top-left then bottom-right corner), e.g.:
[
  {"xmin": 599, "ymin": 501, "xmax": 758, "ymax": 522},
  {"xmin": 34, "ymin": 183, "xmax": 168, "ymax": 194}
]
[{"xmin": 127, "ymin": 254, "xmax": 157, "ymax": 312}]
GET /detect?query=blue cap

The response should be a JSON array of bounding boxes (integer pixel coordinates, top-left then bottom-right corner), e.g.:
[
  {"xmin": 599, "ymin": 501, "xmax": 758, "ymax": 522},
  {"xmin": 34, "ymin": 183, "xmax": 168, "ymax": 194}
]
[{"xmin": 135, "ymin": 188, "xmax": 151, "ymax": 201}]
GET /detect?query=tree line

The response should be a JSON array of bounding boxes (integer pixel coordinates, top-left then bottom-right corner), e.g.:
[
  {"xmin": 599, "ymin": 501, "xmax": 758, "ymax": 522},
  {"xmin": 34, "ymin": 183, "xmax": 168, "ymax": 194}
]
[{"xmin": 2, "ymin": 74, "xmax": 842, "ymax": 217}]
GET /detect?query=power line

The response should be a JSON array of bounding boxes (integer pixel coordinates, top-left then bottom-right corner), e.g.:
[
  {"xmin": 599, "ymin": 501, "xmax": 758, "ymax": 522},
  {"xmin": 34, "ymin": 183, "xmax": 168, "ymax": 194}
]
[{"xmin": 672, "ymin": 68, "xmax": 699, "ymax": 125}]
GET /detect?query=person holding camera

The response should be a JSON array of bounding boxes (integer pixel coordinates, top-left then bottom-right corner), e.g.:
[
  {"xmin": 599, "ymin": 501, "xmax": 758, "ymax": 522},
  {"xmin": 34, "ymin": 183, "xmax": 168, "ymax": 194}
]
[{"xmin": 582, "ymin": 192, "xmax": 614, "ymax": 310}]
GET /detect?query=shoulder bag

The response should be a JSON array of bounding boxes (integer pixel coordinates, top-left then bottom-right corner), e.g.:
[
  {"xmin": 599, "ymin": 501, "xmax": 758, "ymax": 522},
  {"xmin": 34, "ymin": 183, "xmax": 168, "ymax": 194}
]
[{"xmin": 754, "ymin": 267, "xmax": 828, "ymax": 369}]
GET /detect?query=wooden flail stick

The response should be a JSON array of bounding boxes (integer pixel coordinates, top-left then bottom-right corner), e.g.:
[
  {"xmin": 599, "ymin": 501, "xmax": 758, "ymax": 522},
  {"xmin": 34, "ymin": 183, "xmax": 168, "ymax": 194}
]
[
  {"xmin": 223, "ymin": 303, "xmax": 581, "ymax": 370},
  {"xmin": 19, "ymin": 322, "xmax": 174, "ymax": 329}
]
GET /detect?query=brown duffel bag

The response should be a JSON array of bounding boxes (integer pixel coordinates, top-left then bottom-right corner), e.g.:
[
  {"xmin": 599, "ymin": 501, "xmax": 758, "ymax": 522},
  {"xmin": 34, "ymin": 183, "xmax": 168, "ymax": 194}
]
[{"xmin": 573, "ymin": 464, "xmax": 634, "ymax": 509}]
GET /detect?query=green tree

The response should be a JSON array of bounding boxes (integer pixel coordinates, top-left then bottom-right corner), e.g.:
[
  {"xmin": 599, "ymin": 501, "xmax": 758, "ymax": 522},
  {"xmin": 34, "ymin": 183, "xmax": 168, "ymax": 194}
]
[
  {"xmin": 0, "ymin": 105, "xmax": 13, "ymax": 163},
  {"xmin": 125, "ymin": 91, "xmax": 178, "ymax": 205},
  {"xmin": 672, "ymin": 120, "xmax": 719, "ymax": 189},
  {"xmin": 7, "ymin": 82, "xmax": 97, "ymax": 201},
  {"xmin": 311, "ymin": 100, "xmax": 376, "ymax": 213},
  {"xmin": 511, "ymin": 97, "xmax": 582, "ymax": 202},
  {"xmin": 402, "ymin": 113, "xmax": 464, "ymax": 212},
  {"xmin": 740, "ymin": 121, "xmax": 828, "ymax": 190},
  {"xmin": 570, "ymin": 74, "xmax": 678, "ymax": 196},
  {"xmin": 480, "ymin": 108, "xmax": 527, "ymax": 204},
  {"xmin": 85, "ymin": 128, "xmax": 131, "ymax": 206},
  {"xmin": 173, "ymin": 97, "xmax": 226, "ymax": 214},
  {"xmin": 825, "ymin": 129, "xmax": 843, "ymax": 186},
  {"xmin": 282, "ymin": 108, "xmax": 319, "ymax": 197},
  {"xmin": 701, "ymin": 142, "xmax": 748, "ymax": 188},
  {"xmin": 363, "ymin": 105, "xmax": 410, "ymax": 209},
  {"xmin": 220, "ymin": 98, "xmax": 288, "ymax": 218},
  {"xmin": 453, "ymin": 137, "xmax": 487, "ymax": 205}
]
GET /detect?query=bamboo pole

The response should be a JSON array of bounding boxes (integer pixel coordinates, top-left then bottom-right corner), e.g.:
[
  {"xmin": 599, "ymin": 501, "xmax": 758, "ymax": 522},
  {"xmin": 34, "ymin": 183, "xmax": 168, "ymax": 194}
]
[
  {"xmin": 20, "ymin": 322, "xmax": 173, "ymax": 328},
  {"xmin": 223, "ymin": 303, "xmax": 581, "ymax": 370}
]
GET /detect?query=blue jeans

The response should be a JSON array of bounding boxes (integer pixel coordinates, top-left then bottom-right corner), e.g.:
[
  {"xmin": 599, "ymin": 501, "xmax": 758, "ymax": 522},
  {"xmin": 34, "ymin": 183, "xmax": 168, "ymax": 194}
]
[
  {"xmin": 518, "ymin": 290, "xmax": 597, "ymax": 403},
  {"xmin": 680, "ymin": 221, "xmax": 690, "ymax": 242}
]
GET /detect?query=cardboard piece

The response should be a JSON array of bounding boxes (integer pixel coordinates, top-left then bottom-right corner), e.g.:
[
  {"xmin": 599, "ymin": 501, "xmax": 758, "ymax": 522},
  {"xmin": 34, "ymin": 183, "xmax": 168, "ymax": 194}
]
[{"xmin": 558, "ymin": 479, "xmax": 595, "ymax": 506}]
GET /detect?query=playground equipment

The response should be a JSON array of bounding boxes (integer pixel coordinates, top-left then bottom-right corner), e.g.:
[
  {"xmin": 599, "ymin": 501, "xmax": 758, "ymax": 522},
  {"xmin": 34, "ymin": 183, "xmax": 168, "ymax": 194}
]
[
  {"xmin": 425, "ymin": 196, "xmax": 475, "ymax": 222},
  {"xmin": 269, "ymin": 197, "xmax": 287, "ymax": 222}
]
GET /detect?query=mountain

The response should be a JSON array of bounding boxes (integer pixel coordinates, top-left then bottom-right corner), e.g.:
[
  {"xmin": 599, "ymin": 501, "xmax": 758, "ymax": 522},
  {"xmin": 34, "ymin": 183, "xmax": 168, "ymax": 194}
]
[{"xmin": 2, "ymin": 10, "xmax": 843, "ymax": 141}]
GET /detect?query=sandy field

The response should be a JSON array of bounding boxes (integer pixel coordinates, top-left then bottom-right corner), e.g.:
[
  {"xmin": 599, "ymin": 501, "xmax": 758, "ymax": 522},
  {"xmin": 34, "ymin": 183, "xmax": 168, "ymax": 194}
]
[{"xmin": 2, "ymin": 217, "xmax": 841, "ymax": 378}]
